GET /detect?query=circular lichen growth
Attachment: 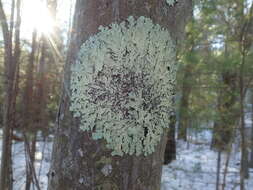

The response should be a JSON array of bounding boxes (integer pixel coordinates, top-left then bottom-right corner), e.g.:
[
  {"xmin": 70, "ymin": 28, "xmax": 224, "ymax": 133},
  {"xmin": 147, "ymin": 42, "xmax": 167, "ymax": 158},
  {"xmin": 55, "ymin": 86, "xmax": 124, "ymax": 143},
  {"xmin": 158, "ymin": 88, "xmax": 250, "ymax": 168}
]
[{"xmin": 70, "ymin": 16, "xmax": 176, "ymax": 156}]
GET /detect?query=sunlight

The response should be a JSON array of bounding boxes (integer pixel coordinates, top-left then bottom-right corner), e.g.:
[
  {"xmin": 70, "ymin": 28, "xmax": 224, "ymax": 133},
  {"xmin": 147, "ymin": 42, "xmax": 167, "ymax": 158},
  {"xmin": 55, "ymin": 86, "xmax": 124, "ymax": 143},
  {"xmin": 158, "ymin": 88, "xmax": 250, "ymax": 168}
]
[{"xmin": 21, "ymin": 0, "xmax": 54, "ymax": 37}]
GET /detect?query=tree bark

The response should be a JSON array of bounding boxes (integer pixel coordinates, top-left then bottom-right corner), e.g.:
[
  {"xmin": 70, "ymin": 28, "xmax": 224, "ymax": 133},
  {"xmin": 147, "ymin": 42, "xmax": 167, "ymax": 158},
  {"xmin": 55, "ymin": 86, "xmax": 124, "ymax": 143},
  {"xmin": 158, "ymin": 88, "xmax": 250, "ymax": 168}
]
[
  {"xmin": 250, "ymin": 89, "xmax": 253, "ymax": 168},
  {"xmin": 0, "ymin": 0, "xmax": 21, "ymax": 189},
  {"xmin": 211, "ymin": 41, "xmax": 237, "ymax": 151},
  {"xmin": 215, "ymin": 150, "xmax": 221, "ymax": 190},
  {"xmin": 23, "ymin": 29, "xmax": 38, "ymax": 190},
  {"xmin": 48, "ymin": 1, "xmax": 192, "ymax": 190},
  {"xmin": 23, "ymin": 30, "xmax": 37, "ymax": 130},
  {"xmin": 177, "ymin": 16, "xmax": 194, "ymax": 141},
  {"xmin": 25, "ymin": 135, "xmax": 37, "ymax": 190},
  {"xmin": 178, "ymin": 63, "xmax": 193, "ymax": 141},
  {"xmin": 164, "ymin": 112, "xmax": 176, "ymax": 164},
  {"xmin": 239, "ymin": 50, "xmax": 249, "ymax": 190},
  {"xmin": 0, "ymin": 0, "xmax": 14, "ymax": 188},
  {"xmin": 211, "ymin": 71, "xmax": 237, "ymax": 150}
]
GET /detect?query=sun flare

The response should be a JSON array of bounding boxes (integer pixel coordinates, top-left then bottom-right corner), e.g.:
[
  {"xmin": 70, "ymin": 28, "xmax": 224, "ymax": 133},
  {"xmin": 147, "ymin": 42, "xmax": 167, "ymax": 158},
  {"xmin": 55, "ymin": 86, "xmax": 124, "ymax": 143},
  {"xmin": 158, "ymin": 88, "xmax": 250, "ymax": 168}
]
[{"xmin": 22, "ymin": 0, "xmax": 54, "ymax": 36}]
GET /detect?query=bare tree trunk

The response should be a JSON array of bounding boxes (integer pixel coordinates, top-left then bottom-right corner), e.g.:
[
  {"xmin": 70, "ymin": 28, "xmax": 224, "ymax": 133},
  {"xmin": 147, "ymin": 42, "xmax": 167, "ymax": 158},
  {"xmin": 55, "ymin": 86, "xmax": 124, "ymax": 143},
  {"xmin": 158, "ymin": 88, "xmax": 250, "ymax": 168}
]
[
  {"xmin": 178, "ymin": 64, "xmax": 193, "ymax": 141},
  {"xmin": 24, "ymin": 134, "xmax": 41, "ymax": 190},
  {"xmin": 9, "ymin": 2, "xmax": 21, "ymax": 189},
  {"xmin": 12, "ymin": 0, "xmax": 21, "ymax": 125},
  {"xmin": 164, "ymin": 112, "xmax": 176, "ymax": 164},
  {"xmin": 216, "ymin": 151, "xmax": 221, "ymax": 190},
  {"xmin": 34, "ymin": 0, "xmax": 59, "ymax": 135},
  {"xmin": 239, "ymin": 50, "xmax": 248, "ymax": 190},
  {"xmin": 238, "ymin": 4, "xmax": 253, "ymax": 186},
  {"xmin": 23, "ymin": 30, "xmax": 37, "ymax": 128},
  {"xmin": 0, "ymin": 0, "xmax": 21, "ymax": 189},
  {"xmin": 48, "ymin": 0, "xmax": 192, "ymax": 189},
  {"xmin": 24, "ymin": 33, "xmax": 48, "ymax": 190},
  {"xmin": 0, "ymin": 0, "xmax": 14, "ymax": 188},
  {"xmin": 36, "ymin": 37, "xmax": 47, "ymax": 124},
  {"xmin": 250, "ymin": 89, "xmax": 253, "ymax": 168},
  {"xmin": 212, "ymin": 42, "xmax": 237, "ymax": 151},
  {"xmin": 212, "ymin": 72, "xmax": 237, "ymax": 150},
  {"xmin": 23, "ymin": 29, "xmax": 38, "ymax": 190},
  {"xmin": 25, "ymin": 135, "xmax": 37, "ymax": 190},
  {"xmin": 178, "ymin": 17, "xmax": 194, "ymax": 141},
  {"xmin": 221, "ymin": 144, "xmax": 232, "ymax": 190},
  {"xmin": 66, "ymin": 0, "xmax": 74, "ymax": 48}
]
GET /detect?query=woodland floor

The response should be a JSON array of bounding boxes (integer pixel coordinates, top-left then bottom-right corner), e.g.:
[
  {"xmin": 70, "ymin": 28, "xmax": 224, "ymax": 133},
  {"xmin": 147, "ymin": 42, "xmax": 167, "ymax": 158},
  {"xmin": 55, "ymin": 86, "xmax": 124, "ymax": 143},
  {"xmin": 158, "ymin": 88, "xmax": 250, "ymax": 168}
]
[{"xmin": 0, "ymin": 129, "xmax": 253, "ymax": 190}]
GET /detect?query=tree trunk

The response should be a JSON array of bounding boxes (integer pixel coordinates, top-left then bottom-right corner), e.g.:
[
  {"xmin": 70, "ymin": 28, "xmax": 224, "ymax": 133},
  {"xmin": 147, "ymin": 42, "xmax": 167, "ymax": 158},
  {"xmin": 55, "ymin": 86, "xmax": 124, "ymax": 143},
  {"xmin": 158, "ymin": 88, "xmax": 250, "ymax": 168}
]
[
  {"xmin": 177, "ymin": 17, "xmax": 194, "ymax": 141},
  {"xmin": 239, "ymin": 50, "xmax": 249, "ymax": 190},
  {"xmin": 25, "ymin": 135, "xmax": 37, "ymax": 190},
  {"xmin": 221, "ymin": 145, "xmax": 232, "ymax": 190},
  {"xmin": 0, "ymin": 0, "xmax": 14, "ymax": 188},
  {"xmin": 23, "ymin": 30, "xmax": 37, "ymax": 129},
  {"xmin": 34, "ymin": 36, "xmax": 48, "ymax": 130},
  {"xmin": 211, "ymin": 72, "xmax": 237, "ymax": 150},
  {"xmin": 34, "ymin": 0, "xmax": 59, "ymax": 135},
  {"xmin": 211, "ymin": 41, "xmax": 237, "ymax": 151},
  {"xmin": 178, "ymin": 63, "xmax": 193, "ymax": 141},
  {"xmin": 215, "ymin": 150, "xmax": 221, "ymax": 190},
  {"xmin": 12, "ymin": 0, "xmax": 21, "ymax": 130},
  {"xmin": 164, "ymin": 112, "xmax": 176, "ymax": 164},
  {"xmin": 0, "ymin": 0, "xmax": 21, "ymax": 189},
  {"xmin": 23, "ymin": 30, "xmax": 38, "ymax": 190},
  {"xmin": 250, "ymin": 89, "xmax": 253, "ymax": 168},
  {"xmin": 48, "ymin": 1, "xmax": 192, "ymax": 190}
]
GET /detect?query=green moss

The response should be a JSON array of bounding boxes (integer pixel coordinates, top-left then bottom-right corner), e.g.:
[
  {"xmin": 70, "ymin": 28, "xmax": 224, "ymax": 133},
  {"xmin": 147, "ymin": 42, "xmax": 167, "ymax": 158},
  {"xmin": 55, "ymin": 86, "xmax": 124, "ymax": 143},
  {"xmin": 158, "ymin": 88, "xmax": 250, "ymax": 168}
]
[{"xmin": 70, "ymin": 16, "xmax": 176, "ymax": 156}]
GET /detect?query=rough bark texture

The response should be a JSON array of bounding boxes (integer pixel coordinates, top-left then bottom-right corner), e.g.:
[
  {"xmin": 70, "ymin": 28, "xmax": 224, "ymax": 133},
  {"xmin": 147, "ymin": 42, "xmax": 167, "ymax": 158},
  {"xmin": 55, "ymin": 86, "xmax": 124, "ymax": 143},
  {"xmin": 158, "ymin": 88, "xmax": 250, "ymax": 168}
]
[{"xmin": 48, "ymin": 1, "xmax": 192, "ymax": 190}]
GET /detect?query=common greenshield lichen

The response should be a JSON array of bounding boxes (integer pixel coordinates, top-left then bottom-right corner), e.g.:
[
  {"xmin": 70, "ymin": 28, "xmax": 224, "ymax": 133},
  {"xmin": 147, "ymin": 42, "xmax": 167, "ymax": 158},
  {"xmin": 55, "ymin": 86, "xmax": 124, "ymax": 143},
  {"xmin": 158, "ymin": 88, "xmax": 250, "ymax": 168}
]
[
  {"xmin": 70, "ymin": 16, "xmax": 177, "ymax": 156},
  {"xmin": 166, "ymin": 0, "xmax": 177, "ymax": 6}
]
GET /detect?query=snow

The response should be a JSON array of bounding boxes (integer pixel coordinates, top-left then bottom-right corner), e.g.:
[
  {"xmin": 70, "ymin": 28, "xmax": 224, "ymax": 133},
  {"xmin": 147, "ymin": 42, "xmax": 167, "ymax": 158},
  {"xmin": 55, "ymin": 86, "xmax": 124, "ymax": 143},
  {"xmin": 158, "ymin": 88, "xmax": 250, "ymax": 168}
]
[
  {"xmin": 162, "ymin": 141, "xmax": 253, "ymax": 190},
  {"xmin": 0, "ymin": 130, "xmax": 253, "ymax": 189},
  {"xmin": 0, "ymin": 135, "xmax": 52, "ymax": 190}
]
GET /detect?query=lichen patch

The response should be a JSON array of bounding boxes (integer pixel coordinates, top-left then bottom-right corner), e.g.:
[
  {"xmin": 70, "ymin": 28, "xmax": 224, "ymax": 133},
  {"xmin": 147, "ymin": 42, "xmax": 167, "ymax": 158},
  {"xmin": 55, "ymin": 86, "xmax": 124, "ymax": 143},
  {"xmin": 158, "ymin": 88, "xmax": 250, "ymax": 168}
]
[
  {"xmin": 70, "ymin": 16, "xmax": 176, "ymax": 156},
  {"xmin": 165, "ymin": 0, "xmax": 177, "ymax": 6}
]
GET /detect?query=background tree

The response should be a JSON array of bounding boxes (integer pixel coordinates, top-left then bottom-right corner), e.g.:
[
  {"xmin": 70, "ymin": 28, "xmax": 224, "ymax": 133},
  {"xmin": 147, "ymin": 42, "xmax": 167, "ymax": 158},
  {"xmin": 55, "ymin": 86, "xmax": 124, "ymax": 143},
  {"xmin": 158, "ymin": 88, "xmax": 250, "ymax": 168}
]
[{"xmin": 0, "ymin": 0, "xmax": 21, "ymax": 189}]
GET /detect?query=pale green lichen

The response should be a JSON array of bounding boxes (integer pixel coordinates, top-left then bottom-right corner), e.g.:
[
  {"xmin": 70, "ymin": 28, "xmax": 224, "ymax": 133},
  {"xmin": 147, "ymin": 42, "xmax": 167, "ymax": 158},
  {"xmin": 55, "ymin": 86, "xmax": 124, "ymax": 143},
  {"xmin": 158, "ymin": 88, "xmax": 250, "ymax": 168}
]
[
  {"xmin": 70, "ymin": 16, "xmax": 177, "ymax": 156},
  {"xmin": 101, "ymin": 164, "xmax": 112, "ymax": 176},
  {"xmin": 166, "ymin": 0, "xmax": 177, "ymax": 6}
]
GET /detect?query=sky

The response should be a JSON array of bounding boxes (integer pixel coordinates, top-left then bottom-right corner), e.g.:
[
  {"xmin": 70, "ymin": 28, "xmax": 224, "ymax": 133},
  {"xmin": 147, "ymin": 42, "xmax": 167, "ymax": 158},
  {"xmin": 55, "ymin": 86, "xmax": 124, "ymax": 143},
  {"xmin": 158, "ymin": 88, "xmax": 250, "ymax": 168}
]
[{"xmin": 2, "ymin": 0, "xmax": 75, "ymax": 41}]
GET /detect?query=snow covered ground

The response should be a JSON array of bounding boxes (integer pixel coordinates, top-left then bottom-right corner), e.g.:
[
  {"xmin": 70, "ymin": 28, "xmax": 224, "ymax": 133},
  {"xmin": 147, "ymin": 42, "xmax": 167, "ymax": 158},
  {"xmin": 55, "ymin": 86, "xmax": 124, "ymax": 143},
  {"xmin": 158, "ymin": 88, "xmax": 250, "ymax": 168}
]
[
  {"xmin": 0, "ymin": 134, "xmax": 52, "ymax": 189},
  {"xmin": 0, "ymin": 130, "xmax": 253, "ymax": 190},
  {"xmin": 11, "ymin": 139, "xmax": 52, "ymax": 189},
  {"xmin": 162, "ymin": 140, "xmax": 253, "ymax": 190}
]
